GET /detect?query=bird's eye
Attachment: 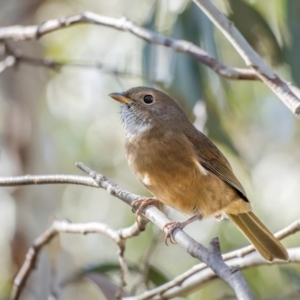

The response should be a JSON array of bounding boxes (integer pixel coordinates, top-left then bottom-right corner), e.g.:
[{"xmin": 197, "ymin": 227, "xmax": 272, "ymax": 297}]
[{"xmin": 143, "ymin": 95, "xmax": 154, "ymax": 104}]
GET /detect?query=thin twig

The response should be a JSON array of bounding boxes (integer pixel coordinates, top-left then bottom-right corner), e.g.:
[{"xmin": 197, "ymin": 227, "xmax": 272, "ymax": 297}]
[
  {"xmin": 0, "ymin": 12, "xmax": 257, "ymax": 80},
  {"xmin": 6, "ymin": 166, "xmax": 298, "ymax": 300},
  {"xmin": 7, "ymin": 166, "xmax": 299, "ymax": 299},
  {"xmin": 1, "ymin": 11, "xmax": 299, "ymax": 117},
  {"xmin": 0, "ymin": 174, "xmax": 99, "ymax": 187},
  {"xmin": 4, "ymin": 168, "xmax": 299, "ymax": 299},
  {"xmin": 116, "ymin": 240, "xmax": 128, "ymax": 299},
  {"xmin": 125, "ymin": 219, "xmax": 300, "ymax": 299},
  {"xmin": 11, "ymin": 219, "xmax": 140, "ymax": 300},
  {"xmin": 11, "ymin": 221, "xmax": 59, "ymax": 300},
  {"xmin": 76, "ymin": 162, "xmax": 142, "ymax": 206},
  {"xmin": 127, "ymin": 247, "xmax": 299, "ymax": 300},
  {"xmin": 119, "ymin": 219, "xmax": 149, "ymax": 239},
  {"xmin": 77, "ymin": 162, "xmax": 253, "ymax": 299},
  {"xmin": 3, "ymin": 163, "xmax": 253, "ymax": 300}
]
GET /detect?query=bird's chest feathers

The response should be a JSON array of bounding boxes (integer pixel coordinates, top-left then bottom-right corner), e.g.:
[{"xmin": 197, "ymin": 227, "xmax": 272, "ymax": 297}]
[
  {"xmin": 125, "ymin": 131, "xmax": 209, "ymax": 211},
  {"xmin": 124, "ymin": 130, "xmax": 241, "ymax": 217},
  {"xmin": 126, "ymin": 131, "xmax": 190, "ymax": 171}
]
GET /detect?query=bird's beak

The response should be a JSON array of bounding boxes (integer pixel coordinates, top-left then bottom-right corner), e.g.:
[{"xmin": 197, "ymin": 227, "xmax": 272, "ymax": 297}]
[{"xmin": 109, "ymin": 92, "xmax": 132, "ymax": 104}]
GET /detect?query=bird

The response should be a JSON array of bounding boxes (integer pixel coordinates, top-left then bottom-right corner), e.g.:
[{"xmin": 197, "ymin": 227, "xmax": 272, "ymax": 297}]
[{"xmin": 109, "ymin": 86, "xmax": 288, "ymax": 262}]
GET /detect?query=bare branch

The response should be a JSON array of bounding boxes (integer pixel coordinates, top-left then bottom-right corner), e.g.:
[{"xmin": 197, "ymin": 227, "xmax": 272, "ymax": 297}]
[
  {"xmin": 6, "ymin": 168, "xmax": 299, "ymax": 299},
  {"xmin": 0, "ymin": 12, "xmax": 257, "ymax": 80},
  {"xmin": 116, "ymin": 240, "xmax": 128, "ymax": 299},
  {"xmin": 193, "ymin": 0, "xmax": 300, "ymax": 118},
  {"xmin": 126, "ymin": 219, "xmax": 300, "ymax": 299},
  {"xmin": 0, "ymin": 174, "xmax": 99, "ymax": 187},
  {"xmin": 11, "ymin": 221, "xmax": 58, "ymax": 300},
  {"xmin": 77, "ymin": 162, "xmax": 253, "ymax": 299},
  {"xmin": 3, "ymin": 163, "xmax": 253, "ymax": 300},
  {"xmin": 128, "ymin": 247, "xmax": 299, "ymax": 300},
  {"xmin": 11, "ymin": 219, "xmax": 139, "ymax": 300},
  {"xmin": 119, "ymin": 219, "xmax": 149, "ymax": 239},
  {"xmin": 1, "ymin": 10, "xmax": 299, "ymax": 117},
  {"xmin": 4, "ymin": 166, "xmax": 300, "ymax": 299},
  {"xmin": 76, "ymin": 162, "xmax": 141, "ymax": 206}
]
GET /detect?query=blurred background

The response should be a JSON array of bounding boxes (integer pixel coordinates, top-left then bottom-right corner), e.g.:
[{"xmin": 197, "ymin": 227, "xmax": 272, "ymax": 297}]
[{"xmin": 0, "ymin": 0, "xmax": 300, "ymax": 299}]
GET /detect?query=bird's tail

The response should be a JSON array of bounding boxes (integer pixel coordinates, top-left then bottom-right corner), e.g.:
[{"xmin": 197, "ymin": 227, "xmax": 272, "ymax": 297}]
[{"xmin": 227, "ymin": 212, "xmax": 288, "ymax": 261}]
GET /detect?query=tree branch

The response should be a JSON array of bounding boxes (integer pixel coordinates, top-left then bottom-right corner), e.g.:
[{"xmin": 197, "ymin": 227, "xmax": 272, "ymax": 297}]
[
  {"xmin": 126, "ymin": 219, "xmax": 300, "ymax": 299},
  {"xmin": 128, "ymin": 247, "xmax": 300, "ymax": 300},
  {"xmin": 79, "ymin": 162, "xmax": 257, "ymax": 298},
  {"xmin": 3, "ymin": 165, "xmax": 299, "ymax": 299},
  {"xmin": 2, "ymin": 163, "xmax": 253, "ymax": 300},
  {"xmin": 193, "ymin": 0, "xmax": 300, "ymax": 118},
  {"xmin": 0, "ymin": 12, "xmax": 257, "ymax": 80},
  {"xmin": 11, "ymin": 219, "xmax": 146, "ymax": 300},
  {"xmin": 1, "ymin": 10, "xmax": 299, "ymax": 117},
  {"xmin": 2, "ymin": 10, "xmax": 299, "ymax": 117},
  {"xmin": 11, "ymin": 221, "xmax": 58, "ymax": 300},
  {"xmin": 0, "ymin": 174, "xmax": 99, "ymax": 187},
  {"xmin": 76, "ymin": 164, "xmax": 253, "ymax": 299}
]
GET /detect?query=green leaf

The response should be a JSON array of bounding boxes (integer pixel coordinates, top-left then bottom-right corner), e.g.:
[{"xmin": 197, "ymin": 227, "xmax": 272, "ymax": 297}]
[
  {"xmin": 82, "ymin": 262, "xmax": 138, "ymax": 274},
  {"xmin": 82, "ymin": 262, "xmax": 169, "ymax": 287}
]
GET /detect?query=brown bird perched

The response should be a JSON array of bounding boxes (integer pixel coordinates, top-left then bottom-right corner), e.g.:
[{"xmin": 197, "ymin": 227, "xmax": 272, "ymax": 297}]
[{"xmin": 109, "ymin": 86, "xmax": 288, "ymax": 262}]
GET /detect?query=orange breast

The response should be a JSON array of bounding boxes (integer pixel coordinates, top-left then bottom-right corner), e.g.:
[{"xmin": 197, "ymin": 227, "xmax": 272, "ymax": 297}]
[{"xmin": 126, "ymin": 131, "xmax": 249, "ymax": 218}]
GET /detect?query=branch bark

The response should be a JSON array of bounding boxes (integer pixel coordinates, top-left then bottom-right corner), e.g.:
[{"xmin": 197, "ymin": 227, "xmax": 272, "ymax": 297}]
[
  {"xmin": 0, "ymin": 9, "xmax": 300, "ymax": 118},
  {"xmin": 0, "ymin": 12, "xmax": 256, "ymax": 80},
  {"xmin": 77, "ymin": 163, "xmax": 253, "ymax": 299},
  {"xmin": 11, "ymin": 219, "xmax": 147, "ymax": 300},
  {"xmin": 1, "ymin": 10, "xmax": 299, "ymax": 117},
  {"xmin": 2, "ymin": 163, "xmax": 253, "ymax": 300},
  {"xmin": 3, "ymin": 165, "xmax": 300, "ymax": 299},
  {"xmin": 128, "ymin": 247, "xmax": 300, "ymax": 300},
  {"xmin": 126, "ymin": 219, "xmax": 300, "ymax": 299}
]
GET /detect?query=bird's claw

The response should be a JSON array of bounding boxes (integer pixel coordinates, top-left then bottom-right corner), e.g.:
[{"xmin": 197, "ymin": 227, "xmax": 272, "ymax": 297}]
[
  {"xmin": 163, "ymin": 221, "xmax": 184, "ymax": 246},
  {"xmin": 163, "ymin": 214, "xmax": 200, "ymax": 245},
  {"xmin": 131, "ymin": 198, "xmax": 160, "ymax": 221}
]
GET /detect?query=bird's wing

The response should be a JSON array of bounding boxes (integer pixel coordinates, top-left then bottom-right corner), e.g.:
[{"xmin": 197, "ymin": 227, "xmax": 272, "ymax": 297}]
[{"xmin": 188, "ymin": 130, "xmax": 248, "ymax": 201}]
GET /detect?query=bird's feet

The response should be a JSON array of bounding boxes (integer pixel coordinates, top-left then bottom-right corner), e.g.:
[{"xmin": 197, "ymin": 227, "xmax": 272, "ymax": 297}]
[
  {"xmin": 163, "ymin": 214, "xmax": 200, "ymax": 245},
  {"xmin": 163, "ymin": 221, "xmax": 185, "ymax": 245},
  {"xmin": 131, "ymin": 197, "xmax": 160, "ymax": 220}
]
